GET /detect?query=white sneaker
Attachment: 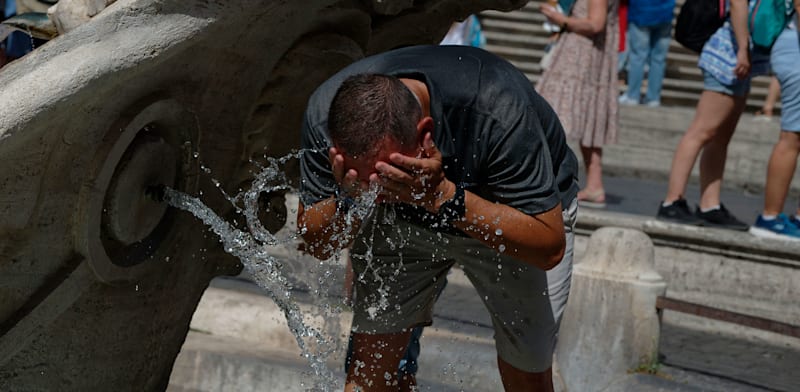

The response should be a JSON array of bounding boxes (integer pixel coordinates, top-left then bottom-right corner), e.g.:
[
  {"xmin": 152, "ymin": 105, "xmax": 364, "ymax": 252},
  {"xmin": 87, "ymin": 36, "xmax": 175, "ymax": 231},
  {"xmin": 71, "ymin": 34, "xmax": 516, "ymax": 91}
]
[
  {"xmin": 618, "ymin": 95, "xmax": 639, "ymax": 106},
  {"xmin": 645, "ymin": 100, "xmax": 661, "ymax": 108}
]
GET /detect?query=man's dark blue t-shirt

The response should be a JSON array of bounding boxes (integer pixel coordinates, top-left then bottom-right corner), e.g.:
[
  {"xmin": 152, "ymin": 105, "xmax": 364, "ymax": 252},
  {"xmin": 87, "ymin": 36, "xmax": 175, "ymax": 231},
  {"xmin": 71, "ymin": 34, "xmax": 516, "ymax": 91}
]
[{"xmin": 300, "ymin": 45, "xmax": 579, "ymax": 230}]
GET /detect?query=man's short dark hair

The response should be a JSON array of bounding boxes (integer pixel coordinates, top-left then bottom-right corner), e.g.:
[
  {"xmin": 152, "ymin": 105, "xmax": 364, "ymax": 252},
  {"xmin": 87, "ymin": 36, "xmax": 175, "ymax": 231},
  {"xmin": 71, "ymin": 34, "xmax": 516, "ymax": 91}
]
[{"xmin": 328, "ymin": 73, "xmax": 422, "ymax": 159}]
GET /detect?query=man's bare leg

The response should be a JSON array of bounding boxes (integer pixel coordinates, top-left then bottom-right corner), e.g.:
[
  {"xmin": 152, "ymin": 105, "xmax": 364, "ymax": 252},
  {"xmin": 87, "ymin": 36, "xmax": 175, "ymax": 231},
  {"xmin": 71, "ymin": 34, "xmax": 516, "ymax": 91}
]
[
  {"xmin": 497, "ymin": 356, "xmax": 554, "ymax": 392},
  {"xmin": 345, "ymin": 331, "xmax": 414, "ymax": 392},
  {"xmin": 397, "ymin": 372, "xmax": 417, "ymax": 391}
]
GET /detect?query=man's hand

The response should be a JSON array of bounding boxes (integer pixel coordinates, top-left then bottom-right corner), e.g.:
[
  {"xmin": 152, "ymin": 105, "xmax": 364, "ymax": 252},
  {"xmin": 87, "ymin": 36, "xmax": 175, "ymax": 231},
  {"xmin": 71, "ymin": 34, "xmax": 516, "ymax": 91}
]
[
  {"xmin": 329, "ymin": 147, "xmax": 368, "ymax": 198},
  {"xmin": 371, "ymin": 133, "xmax": 455, "ymax": 213}
]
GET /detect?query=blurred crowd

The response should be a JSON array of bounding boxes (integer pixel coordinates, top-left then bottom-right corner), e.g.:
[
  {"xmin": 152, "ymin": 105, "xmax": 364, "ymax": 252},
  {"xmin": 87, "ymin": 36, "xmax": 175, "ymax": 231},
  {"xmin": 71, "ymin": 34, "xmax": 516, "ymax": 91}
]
[{"xmin": 538, "ymin": 0, "xmax": 800, "ymax": 241}]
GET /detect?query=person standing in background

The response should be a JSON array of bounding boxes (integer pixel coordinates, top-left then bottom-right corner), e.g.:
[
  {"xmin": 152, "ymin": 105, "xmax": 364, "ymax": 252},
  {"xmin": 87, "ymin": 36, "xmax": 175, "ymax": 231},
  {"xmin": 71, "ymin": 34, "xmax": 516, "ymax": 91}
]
[
  {"xmin": 656, "ymin": 0, "xmax": 769, "ymax": 230},
  {"xmin": 538, "ymin": 0, "xmax": 619, "ymax": 209},
  {"xmin": 618, "ymin": 0, "xmax": 675, "ymax": 107},
  {"xmin": 750, "ymin": 2, "xmax": 800, "ymax": 240}
]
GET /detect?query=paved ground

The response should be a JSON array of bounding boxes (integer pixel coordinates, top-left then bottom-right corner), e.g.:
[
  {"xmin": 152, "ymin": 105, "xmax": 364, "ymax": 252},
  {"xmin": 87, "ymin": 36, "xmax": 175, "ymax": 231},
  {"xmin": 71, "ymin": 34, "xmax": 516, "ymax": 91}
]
[
  {"xmin": 659, "ymin": 319, "xmax": 800, "ymax": 392},
  {"xmin": 584, "ymin": 175, "xmax": 797, "ymax": 228}
]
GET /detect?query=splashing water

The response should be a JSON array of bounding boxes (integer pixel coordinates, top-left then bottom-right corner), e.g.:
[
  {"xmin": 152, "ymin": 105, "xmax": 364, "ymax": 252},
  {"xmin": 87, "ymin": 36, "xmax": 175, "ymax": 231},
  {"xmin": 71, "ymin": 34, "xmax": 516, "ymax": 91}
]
[
  {"xmin": 163, "ymin": 152, "xmax": 335, "ymax": 390},
  {"xmin": 161, "ymin": 151, "xmax": 394, "ymax": 391}
]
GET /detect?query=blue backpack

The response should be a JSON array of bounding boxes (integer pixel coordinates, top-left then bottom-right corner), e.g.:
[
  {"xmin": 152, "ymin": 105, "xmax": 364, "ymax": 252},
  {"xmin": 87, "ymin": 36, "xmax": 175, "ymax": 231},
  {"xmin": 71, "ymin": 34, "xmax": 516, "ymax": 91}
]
[{"xmin": 749, "ymin": 0, "xmax": 795, "ymax": 50}]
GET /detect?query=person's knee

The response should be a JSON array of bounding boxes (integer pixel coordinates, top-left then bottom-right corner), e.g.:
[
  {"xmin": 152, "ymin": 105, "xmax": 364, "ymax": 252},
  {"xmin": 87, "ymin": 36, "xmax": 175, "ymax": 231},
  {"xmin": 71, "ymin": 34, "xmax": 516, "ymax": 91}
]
[
  {"xmin": 778, "ymin": 131, "xmax": 800, "ymax": 151},
  {"xmin": 495, "ymin": 342, "xmax": 555, "ymax": 375},
  {"xmin": 684, "ymin": 123, "xmax": 720, "ymax": 146},
  {"xmin": 690, "ymin": 111, "xmax": 741, "ymax": 146}
]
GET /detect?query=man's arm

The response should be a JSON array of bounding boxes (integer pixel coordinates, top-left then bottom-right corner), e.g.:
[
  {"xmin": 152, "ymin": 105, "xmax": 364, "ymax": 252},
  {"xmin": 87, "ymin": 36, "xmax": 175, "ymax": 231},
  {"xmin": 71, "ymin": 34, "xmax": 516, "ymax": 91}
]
[
  {"xmin": 297, "ymin": 197, "xmax": 362, "ymax": 260},
  {"xmin": 454, "ymin": 190, "xmax": 565, "ymax": 270},
  {"xmin": 375, "ymin": 133, "xmax": 565, "ymax": 271}
]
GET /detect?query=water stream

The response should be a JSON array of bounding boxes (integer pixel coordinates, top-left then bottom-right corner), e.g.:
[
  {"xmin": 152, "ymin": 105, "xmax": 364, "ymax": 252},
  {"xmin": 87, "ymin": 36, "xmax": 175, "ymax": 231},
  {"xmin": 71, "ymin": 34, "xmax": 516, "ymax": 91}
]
[{"xmin": 162, "ymin": 152, "xmax": 388, "ymax": 391}]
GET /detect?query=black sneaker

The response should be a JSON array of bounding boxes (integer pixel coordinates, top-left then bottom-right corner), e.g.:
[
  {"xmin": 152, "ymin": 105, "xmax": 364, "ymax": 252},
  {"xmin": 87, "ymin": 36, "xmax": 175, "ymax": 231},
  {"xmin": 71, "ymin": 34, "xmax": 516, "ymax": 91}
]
[
  {"xmin": 695, "ymin": 204, "xmax": 749, "ymax": 231},
  {"xmin": 656, "ymin": 198, "xmax": 703, "ymax": 225}
]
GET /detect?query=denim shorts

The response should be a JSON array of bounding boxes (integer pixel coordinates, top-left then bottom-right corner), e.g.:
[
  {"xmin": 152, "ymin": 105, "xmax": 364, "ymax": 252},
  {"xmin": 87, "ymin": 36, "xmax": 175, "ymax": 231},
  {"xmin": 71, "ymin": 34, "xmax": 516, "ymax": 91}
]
[
  {"xmin": 349, "ymin": 198, "xmax": 578, "ymax": 372},
  {"xmin": 771, "ymin": 28, "xmax": 800, "ymax": 132},
  {"xmin": 703, "ymin": 69, "xmax": 751, "ymax": 97}
]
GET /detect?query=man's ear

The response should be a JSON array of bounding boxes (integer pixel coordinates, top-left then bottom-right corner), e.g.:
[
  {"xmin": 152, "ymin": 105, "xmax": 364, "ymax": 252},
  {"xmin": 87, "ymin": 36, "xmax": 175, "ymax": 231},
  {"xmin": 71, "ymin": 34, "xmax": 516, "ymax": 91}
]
[{"xmin": 415, "ymin": 116, "xmax": 434, "ymax": 146}]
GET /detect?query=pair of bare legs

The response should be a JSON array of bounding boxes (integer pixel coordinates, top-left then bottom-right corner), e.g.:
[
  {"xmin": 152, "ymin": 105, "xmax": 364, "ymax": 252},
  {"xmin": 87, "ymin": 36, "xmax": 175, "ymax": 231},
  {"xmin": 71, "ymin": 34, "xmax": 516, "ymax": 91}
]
[
  {"xmin": 345, "ymin": 332, "xmax": 554, "ymax": 392},
  {"xmin": 762, "ymin": 130, "xmax": 800, "ymax": 217},
  {"xmin": 663, "ymin": 90, "xmax": 747, "ymax": 209},
  {"xmin": 578, "ymin": 146, "xmax": 605, "ymax": 205}
]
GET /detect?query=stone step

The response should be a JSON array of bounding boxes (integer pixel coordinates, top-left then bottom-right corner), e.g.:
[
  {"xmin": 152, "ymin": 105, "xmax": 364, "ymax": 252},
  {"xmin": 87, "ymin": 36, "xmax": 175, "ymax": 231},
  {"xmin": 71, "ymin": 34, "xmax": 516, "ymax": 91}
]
[
  {"xmin": 584, "ymin": 106, "xmax": 800, "ymax": 193},
  {"xmin": 618, "ymin": 106, "xmax": 776, "ymax": 142}
]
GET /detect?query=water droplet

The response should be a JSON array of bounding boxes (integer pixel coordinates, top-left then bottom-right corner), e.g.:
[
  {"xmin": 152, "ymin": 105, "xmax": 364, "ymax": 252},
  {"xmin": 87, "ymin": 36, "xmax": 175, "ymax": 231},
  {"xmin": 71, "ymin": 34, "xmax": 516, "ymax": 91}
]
[
  {"xmin": 495, "ymin": 228, "xmax": 503, "ymax": 236},
  {"xmin": 498, "ymin": 244, "xmax": 506, "ymax": 253}
]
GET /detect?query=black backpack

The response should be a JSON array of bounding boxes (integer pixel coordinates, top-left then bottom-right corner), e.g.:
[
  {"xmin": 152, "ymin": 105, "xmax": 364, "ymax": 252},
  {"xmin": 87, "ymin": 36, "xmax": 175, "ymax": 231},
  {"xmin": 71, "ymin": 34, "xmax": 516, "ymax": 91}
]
[{"xmin": 675, "ymin": 0, "xmax": 729, "ymax": 53}]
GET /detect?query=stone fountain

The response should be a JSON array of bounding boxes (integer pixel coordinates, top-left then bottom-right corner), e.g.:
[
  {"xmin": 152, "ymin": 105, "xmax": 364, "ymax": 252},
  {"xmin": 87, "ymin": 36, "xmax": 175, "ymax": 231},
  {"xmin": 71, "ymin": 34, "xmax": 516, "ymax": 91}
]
[{"xmin": 0, "ymin": 0, "xmax": 526, "ymax": 390}]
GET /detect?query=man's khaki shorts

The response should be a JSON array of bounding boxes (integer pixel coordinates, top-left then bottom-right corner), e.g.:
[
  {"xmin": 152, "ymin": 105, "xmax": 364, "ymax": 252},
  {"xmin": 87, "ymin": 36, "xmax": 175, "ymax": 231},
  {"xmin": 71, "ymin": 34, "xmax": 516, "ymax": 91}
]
[{"xmin": 349, "ymin": 198, "xmax": 578, "ymax": 373}]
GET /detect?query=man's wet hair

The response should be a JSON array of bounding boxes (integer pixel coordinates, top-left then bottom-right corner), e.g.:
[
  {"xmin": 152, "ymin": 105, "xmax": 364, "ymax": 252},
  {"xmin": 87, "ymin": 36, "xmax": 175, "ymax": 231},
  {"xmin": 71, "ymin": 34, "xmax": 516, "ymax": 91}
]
[{"xmin": 328, "ymin": 73, "xmax": 422, "ymax": 159}]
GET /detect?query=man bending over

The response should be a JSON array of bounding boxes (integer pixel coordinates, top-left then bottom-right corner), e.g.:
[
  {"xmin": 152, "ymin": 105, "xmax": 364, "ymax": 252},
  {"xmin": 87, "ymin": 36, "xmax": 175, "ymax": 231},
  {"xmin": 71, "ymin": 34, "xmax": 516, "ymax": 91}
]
[{"xmin": 297, "ymin": 45, "xmax": 579, "ymax": 392}]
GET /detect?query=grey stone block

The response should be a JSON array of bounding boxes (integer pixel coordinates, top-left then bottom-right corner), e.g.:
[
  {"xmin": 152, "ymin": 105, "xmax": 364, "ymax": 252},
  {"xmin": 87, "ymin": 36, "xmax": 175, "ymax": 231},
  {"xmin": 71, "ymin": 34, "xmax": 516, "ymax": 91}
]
[{"xmin": 556, "ymin": 227, "xmax": 667, "ymax": 392}]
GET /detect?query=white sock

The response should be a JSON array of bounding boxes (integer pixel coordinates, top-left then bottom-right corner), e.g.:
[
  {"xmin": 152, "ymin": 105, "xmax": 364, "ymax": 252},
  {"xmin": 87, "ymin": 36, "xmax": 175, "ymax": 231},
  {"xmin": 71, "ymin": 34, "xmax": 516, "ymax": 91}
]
[
  {"xmin": 700, "ymin": 205, "xmax": 720, "ymax": 213},
  {"xmin": 761, "ymin": 214, "xmax": 777, "ymax": 220},
  {"xmin": 662, "ymin": 196, "xmax": 690, "ymax": 208}
]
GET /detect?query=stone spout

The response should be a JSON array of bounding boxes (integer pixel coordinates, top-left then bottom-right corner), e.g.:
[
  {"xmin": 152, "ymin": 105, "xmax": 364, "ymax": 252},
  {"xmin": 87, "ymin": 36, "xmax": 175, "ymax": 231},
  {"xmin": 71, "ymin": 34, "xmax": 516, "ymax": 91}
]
[{"xmin": 0, "ymin": 0, "xmax": 526, "ymax": 390}]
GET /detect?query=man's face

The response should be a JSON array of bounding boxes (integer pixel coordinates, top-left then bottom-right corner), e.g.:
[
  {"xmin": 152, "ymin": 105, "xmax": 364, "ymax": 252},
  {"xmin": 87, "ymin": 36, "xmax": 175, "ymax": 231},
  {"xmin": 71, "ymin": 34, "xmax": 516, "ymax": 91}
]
[{"xmin": 341, "ymin": 135, "xmax": 418, "ymax": 185}]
